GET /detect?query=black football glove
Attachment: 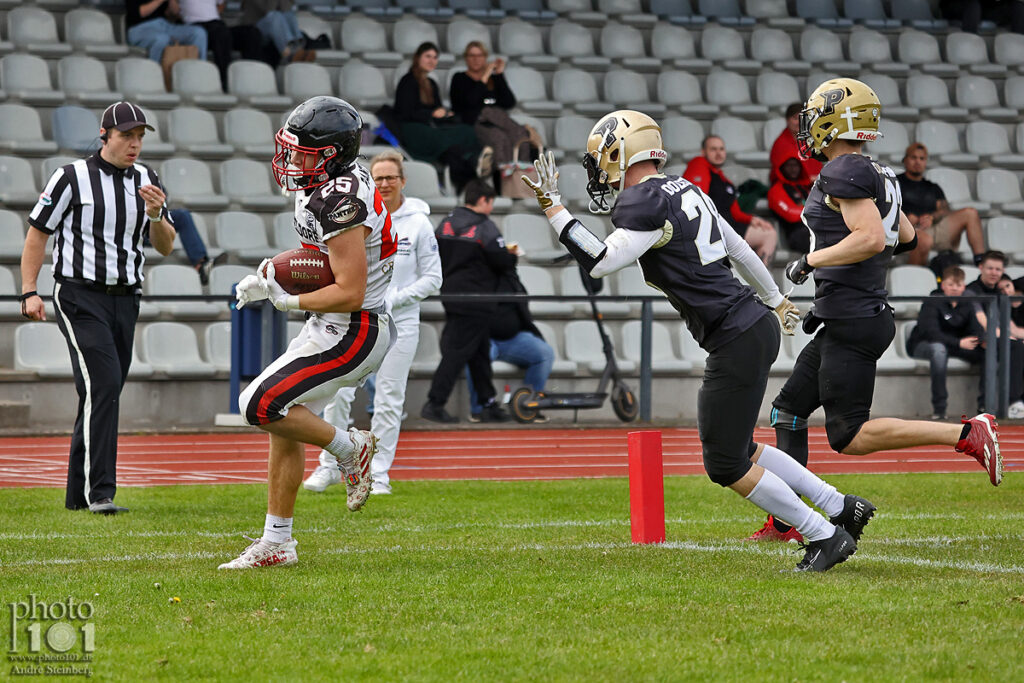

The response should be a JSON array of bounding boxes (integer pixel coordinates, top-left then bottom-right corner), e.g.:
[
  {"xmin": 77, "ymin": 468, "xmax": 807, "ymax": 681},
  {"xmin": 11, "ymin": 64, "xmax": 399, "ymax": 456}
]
[{"xmin": 785, "ymin": 255, "xmax": 814, "ymax": 285}]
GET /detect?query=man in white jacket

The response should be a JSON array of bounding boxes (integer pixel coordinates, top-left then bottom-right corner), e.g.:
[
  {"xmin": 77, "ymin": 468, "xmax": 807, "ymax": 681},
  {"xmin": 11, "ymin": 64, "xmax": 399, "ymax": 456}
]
[{"xmin": 304, "ymin": 151, "xmax": 442, "ymax": 495}]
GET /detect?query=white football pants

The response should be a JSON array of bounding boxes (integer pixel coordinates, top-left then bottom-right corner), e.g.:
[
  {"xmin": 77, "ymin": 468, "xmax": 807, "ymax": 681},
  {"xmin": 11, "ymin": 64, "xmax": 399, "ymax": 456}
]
[{"xmin": 318, "ymin": 318, "xmax": 420, "ymax": 488}]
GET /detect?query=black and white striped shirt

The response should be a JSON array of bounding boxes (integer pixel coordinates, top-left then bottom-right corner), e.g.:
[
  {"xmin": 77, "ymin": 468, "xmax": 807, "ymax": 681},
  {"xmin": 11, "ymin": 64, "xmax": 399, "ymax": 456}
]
[{"xmin": 28, "ymin": 151, "xmax": 172, "ymax": 286}]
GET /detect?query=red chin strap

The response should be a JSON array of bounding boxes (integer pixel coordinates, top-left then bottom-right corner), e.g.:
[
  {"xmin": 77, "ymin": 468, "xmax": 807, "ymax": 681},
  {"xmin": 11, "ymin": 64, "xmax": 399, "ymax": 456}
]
[{"xmin": 271, "ymin": 128, "xmax": 336, "ymax": 191}]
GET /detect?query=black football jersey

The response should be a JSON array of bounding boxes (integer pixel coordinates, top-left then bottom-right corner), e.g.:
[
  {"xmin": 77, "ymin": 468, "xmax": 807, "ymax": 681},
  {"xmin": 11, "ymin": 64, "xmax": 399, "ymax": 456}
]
[
  {"xmin": 802, "ymin": 153, "xmax": 901, "ymax": 319},
  {"xmin": 611, "ymin": 175, "xmax": 769, "ymax": 351}
]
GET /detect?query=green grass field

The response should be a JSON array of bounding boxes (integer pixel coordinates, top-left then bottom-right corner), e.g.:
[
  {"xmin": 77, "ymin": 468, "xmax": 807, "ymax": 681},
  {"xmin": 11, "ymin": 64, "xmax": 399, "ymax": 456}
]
[{"xmin": 1, "ymin": 474, "xmax": 1022, "ymax": 681}]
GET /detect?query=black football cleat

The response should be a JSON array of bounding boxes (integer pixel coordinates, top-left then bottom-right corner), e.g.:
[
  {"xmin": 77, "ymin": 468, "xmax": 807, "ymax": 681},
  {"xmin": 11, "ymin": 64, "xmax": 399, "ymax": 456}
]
[
  {"xmin": 829, "ymin": 494, "xmax": 877, "ymax": 542},
  {"xmin": 793, "ymin": 527, "xmax": 856, "ymax": 573}
]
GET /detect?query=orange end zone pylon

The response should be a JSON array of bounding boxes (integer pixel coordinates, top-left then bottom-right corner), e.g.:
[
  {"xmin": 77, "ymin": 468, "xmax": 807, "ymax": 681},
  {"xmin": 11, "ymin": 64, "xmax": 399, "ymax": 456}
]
[{"xmin": 628, "ymin": 430, "xmax": 666, "ymax": 544}]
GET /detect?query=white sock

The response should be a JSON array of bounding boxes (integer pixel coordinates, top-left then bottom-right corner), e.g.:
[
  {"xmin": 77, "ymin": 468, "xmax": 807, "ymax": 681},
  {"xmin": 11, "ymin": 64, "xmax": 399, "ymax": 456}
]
[
  {"xmin": 324, "ymin": 427, "xmax": 356, "ymax": 470},
  {"xmin": 756, "ymin": 445, "xmax": 846, "ymax": 518},
  {"xmin": 745, "ymin": 469, "xmax": 836, "ymax": 542},
  {"xmin": 263, "ymin": 514, "xmax": 292, "ymax": 544}
]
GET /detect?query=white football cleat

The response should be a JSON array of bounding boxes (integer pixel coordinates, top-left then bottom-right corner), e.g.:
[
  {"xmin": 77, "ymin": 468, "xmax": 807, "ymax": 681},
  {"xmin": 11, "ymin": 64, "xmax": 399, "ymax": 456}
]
[
  {"xmin": 370, "ymin": 480, "xmax": 392, "ymax": 495},
  {"xmin": 303, "ymin": 463, "xmax": 342, "ymax": 492},
  {"xmin": 337, "ymin": 428, "xmax": 376, "ymax": 512},
  {"xmin": 217, "ymin": 536, "xmax": 298, "ymax": 570}
]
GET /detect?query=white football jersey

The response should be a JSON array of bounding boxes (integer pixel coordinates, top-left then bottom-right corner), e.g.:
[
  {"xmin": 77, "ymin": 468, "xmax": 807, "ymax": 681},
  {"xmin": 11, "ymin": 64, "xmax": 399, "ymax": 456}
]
[{"xmin": 291, "ymin": 161, "xmax": 395, "ymax": 321}]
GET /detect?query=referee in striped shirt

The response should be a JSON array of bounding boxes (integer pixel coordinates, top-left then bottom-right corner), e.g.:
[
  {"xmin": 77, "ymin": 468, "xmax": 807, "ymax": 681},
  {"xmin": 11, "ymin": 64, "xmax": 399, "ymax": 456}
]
[{"xmin": 20, "ymin": 102, "xmax": 176, "ymax": 515}]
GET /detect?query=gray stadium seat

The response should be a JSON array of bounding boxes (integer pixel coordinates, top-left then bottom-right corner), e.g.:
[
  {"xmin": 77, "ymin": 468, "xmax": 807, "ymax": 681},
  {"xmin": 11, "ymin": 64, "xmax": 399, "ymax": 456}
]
[
  {"xmin": 0, "ymin": 54, "xmax": 64, "ymax": 106},
  {"xmin": 337, "ymin": 60, "xmax": 391, "ymax": 109},
  {"xmin": 174, "ymin": 60, "xmax": 238, "ymax": 109},
  {"xmin": 750, "ymin": 27, "xmax": 810, "ymax": 74},
  {"xmin": 515, "ymin": 265, "xmax": 574, "ymax": 316},
  {"xmin": 394, "ymin": 15, "xmax": 440, "ymax": 57},
  {"xmin": 564, "ymin": 320, "xmax": 636, "ymax": 374},
  {"xmin": 890, "ymin": 0, "xmax": 947, "ymax": 28},
  {"xmin": 410, "ymin": 322, "xmax": 441, "ymax": 374},
  {"xmin": 555, "ymin": 163, "xmax": 592, "ymax": 207},
  {"xmin": 209, "ymin": 264, "xmax": 258, "ymax": 299},
  {"xmin": 755, "ymin": 72, "xmax": 801, "ymax": 110},
  {"xmin": 946, "ymin": 31, "xmax": 1006, "ymax": 76},
  {"xmin": 550, "ymin": 20, "xmax": 610, "ymax": 70},
  {"xmin": 865, "ymin": 119, "xmax": 909, "ymax": 163},
  {"xmin": 600, "ymin": 24, "xmax": 659, "ymax": 71},
  {"xmin": 503, "ymin": 214, "xmax": 564, "ymax": 263},
  {"xmin": 907, "ymin": 76, "xmax": 969, "ymax": 122},
  {"xmin": 282, "ymin": 62, "xmax": 334, "ymax": 100},
  {"xmin": 966, "ymin": 121, "xmax": 1024, "ymax": 168},
  {"xmin": 273, "ymin": 212, "xmax": 298, "ymax": 249},
  {"xmin": 504, "ymin": 66, "xmax": 560, "ymax": 116},
  {"xmin": 551, "ymin": 68, "xmax": 605, "ymax": 116},
  {"xmin": 987, "ymin": 216, "xmax": 1024, "ymax": 262},
  {"xmin": 65, "ymin": 8, "xmax": 129, "ymax": 59},
  {"xmin": 622, "ymin": 320, "xmax": 691, "ymax": 373},
  {"xmin": 701, "ymin": 25, "xmax": 759, "ymax": 73},
  {"xmin": 660, "ymin": 116, "xmax": 705, "ymax": 157},
  {"xmin": 1005, "ymin": 76, "xmax": 1024, "ymax": 109},
  {"xmin": 52, "ymin": 106, "xmax": 100, "ymax": 155},
  {"xmin": 977, "ymin": 168, "xmax": 1024, "ymax": 214},
  {"xmin": 227, "ymin": 60, "xmax": 290, "ymax": 109},
  {"xmin": 926, "ymin": 167, "xmax": 989, "ymax": 213},
  {"xmin": 0, "ymin": 105, "xmax": 57, "ymax": 156},
  {"xmin": 0, "ymin": 265, "xmax": 22, "ymax": 318},
  {"xmin": 603, "ymin": 69, "xmax": 665, "ymax": 116},
  {"xmin": 115, "ymin": 57, "xmax": 181, "ymax": 109},
  {"xmin": 843, "ymin": 0, "xmax": 898, "ymax": 28},
  {"xmin": 656, "ymin": 71, "xmax": 716, "ymax": 119},
  {"xmin": 560, "ymin": 267, "xmax": 632, "ymax": 317},
  {"xmin": 0, "ymin": 210, "xmax": 25, "ymax": 261},
  {"xmin": 161, "ymin": 158, "xmax": 230, "ymax": 211},
  {"xmin": 168, "ymin": 107, "xmax": 234, "ymax": 159},
  {"xmin": 651, "ymin": 23, "xmax": 711, "ymax": 73},
  {"xmin": 710, "ymin": 117, "xmax": 768, "ymax": 166},
  {"xmin": 849, "ymin": 27, "xmax": 907, "ymax": 75},
  {"xmin": 888, "ymin": 265, "xmax": 937, "ymax": 317},
  {"xmin": 224, "ymin": 108, "xmax": 276, "ymax": 158},
  {"xmin": 341, "ymin": 14, "xmax": 400, "ymax": 67},
  {"xmin": 553, "ymin": 114, "xmax": 591, "ymax": 154},
  {"xmin": 7, "ymin": 7, "xmax": 71, "ymax": 58},
  {"xmin": 796, "ymin": 0, "xmax": 849, "ymax": 27},
  {"xmin": 898, "ymin": 29, "xmax": 959, "ymax": 77},
  {"xmin": 677, "ymin": 323, "xmax": 709, "ymax": 369},
  {"xmin": 220, "ymin": 159, "xmax": 290, "ymax": 211},
  {"xmin": 140, "ymin": 322, "xmax": 218, "ymax": 377},
  {"xmin": 145, "ymin": 264, "xmax": 223, "ymax": 319},
  {"xmin": 498, "ymin": 17, "xmax": 557, "ymax": 70},
  {"xmin": 800, "ymin": 26, "xmax": 854, "ymax": 70},
  {"xmin": 614, "ymin": 264, "xmax": 676, "ymax": 317},
  {"xmin": 203, "ymin": 321, "xmax": 231, "ymax": 372},
  {"xmin": 58, "ymin": 55, "xmax": 123, "ymax": 107},
  {"xmin": 403, "ymin": 160, "xmax": 457, "ymax": 211},
  {"xmin": 530, "ymin": 321, "xmax": 576, "ymax": 375},
  {"xmin": 915, "ymin": 119, "xmax": 978, "ymax": 167},
  {"xmin": 859, "ymin": 72, "xmax": 918, "ymax": 121},
  {"xmin": 447, "ymin": 17, "xmax": 492, "ymax": 55},
  {"xmin": 293, "ymin": 13, "xmax": 347, "ymax": 67},
  {"xmin": 994, "ymin": 32, "xmax": 1024, "ymax": 68},
  {"xmin": 956, "ymin": 75, "xmax": 1016, "ymax": 122},
  {"xmin": 15, "ymin": 322, "xmax": 73, "ymax": 377},
  {"xmin": 706, "ymin": 69, "xmax": 769, "ymax": 118}
]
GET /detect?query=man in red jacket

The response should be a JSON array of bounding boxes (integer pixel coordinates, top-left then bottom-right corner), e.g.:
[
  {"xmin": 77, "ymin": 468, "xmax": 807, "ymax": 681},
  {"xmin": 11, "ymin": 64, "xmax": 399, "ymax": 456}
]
[
  {"xmin": 683, "ymin": 135, "xmax": 777, "ymax": 263},
  {"xmin": 768, "ymin": 103, "xmax": 822, "ymax": 186}
]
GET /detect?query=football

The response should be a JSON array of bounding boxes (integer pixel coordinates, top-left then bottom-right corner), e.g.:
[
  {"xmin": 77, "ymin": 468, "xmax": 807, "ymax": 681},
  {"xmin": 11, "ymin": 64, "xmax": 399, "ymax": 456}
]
[{"xmin": 261, "ymin": 248, "xmax": 334, "ymax": 295}]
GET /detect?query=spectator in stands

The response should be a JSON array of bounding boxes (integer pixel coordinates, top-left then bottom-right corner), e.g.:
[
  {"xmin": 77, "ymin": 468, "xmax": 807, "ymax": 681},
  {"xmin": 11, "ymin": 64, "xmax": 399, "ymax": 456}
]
[
  {"xmin": 180, "ymin": 0, "xmax": 263, "ymax": 91},
  {"xmin": 395, "ymin": 42, "xmax": 491, "ymax": 194},
  {"xmin": 906, "ymin": 266, "xmax": 984, "ymax": 420},
  {"xmin": 683, "ymin": 135, "xmax": 777, "ymax": 264},
  {"xmin": 125, "ymin": 0, "xmax": 208, "ymax": 65},
  {"xmin": 450, "ymin": 41, "xmax": 541, "ymax": 171},
  {"xmin": 239, "ymin": 0, "xmax": 315, "ymax": 64},
  {"xmin": 422, "ymin": 180, "xmax": 513, "ymax": 424},
  {"xmin": 943, "ymin": 0, "xmax": 1024, "ymax": 33},
  {"xmin": 769, "ymin": 103, "xmax": 821, "ymax": 186},
  {"xmin": 167, "ymin": 209, "xmax": 224, "ymax": 286},
  {"xmin": 766, "ymin": 155, "xmax": 812, "ymax": 254},
  {"xmin": 897, "ymin": 142, "xmax": 985, "ymax": 274}
]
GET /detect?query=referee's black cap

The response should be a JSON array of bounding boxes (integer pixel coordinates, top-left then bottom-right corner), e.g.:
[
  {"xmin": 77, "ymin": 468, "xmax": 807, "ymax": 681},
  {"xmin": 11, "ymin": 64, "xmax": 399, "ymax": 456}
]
[{"xmin": 101, "ymin": 102, "xmax": 155, "ymax": 133}]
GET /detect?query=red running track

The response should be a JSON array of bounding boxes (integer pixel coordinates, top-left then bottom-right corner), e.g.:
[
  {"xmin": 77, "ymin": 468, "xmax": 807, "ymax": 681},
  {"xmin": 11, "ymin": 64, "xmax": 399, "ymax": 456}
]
[{"xmin": 0, "ymin": 427, "xmax": 1019, "ymax": 489}]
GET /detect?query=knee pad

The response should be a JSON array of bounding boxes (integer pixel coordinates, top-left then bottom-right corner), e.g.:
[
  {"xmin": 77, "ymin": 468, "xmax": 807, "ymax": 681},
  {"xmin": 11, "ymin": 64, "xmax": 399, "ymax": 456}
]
[
  {"xmin": 702, "ymin": 450, "xmax": 753, "ymax": 488},
  {"xmin": 770, "ymin": 406, "xmax": 808, "ymax": 431}
]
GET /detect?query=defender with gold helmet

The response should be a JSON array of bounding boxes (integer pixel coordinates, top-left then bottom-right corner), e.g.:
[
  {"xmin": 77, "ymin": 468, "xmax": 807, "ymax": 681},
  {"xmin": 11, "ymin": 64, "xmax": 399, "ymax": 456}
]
[
  {"xmin": 582, "ymin": 109, "xmax": 668, "ymax": 213},
  {"xmin": 797, "ymin": 78, "xmax": 883, "ymax": 162}
]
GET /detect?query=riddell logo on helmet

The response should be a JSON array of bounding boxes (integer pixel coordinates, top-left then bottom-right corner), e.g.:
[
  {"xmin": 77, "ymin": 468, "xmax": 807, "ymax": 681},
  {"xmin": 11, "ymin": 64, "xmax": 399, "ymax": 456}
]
[
  {"xmin": 651, "ymin": 150, "xmax": 667, "ymax": 159},
  {"xmin": 279, "ymin": 130, "xmax": 299, "ymax": 144},
  {"xmin": 855, "ymin": 131, "xmax": 879, "ymax": 140}
]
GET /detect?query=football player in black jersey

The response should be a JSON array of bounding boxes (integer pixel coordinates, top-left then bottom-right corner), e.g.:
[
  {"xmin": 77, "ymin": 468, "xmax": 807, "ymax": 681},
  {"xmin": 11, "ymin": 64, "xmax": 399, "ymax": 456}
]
[
  {"xmin": 758, "ymin": 79, "xmax": 1003, "ymax": 545},
  {"xmin": 522, "ymin": 110, "xmax": 872, "ymax": 572}
]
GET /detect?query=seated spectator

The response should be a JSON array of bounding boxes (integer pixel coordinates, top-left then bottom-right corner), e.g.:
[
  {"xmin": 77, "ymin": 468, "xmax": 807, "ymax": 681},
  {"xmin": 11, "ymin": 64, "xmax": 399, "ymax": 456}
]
[
  {"xmin": 769, "ymin": 103, "xmax": 821, "ymax": 186},
  {"xmin": 168, "ymin": 209, "xmax": 225, "ymax": 286},
  {"xmin": 396, "ymin": 42, "xmax": 490, "ymax": 194},
  {"xmin": 125, "ymin": 0, "xmax": 208, "ymax": 65},
  {"xmin": 450, "ymin": 41, "xmax": 541, "ymax": 171},
  {"xmin": 767, "ymin": 155, "xmax": 812, "ymax": 254},
  {"xmin": 422, "ymin": 180, "xmax": 513, "ymax": 424},
  {"xmin": 897, "ymin": 142, "xmax": 985, "ymax": 275},
  {"xmin": 180, "ymin": 0, "xmax": 264, "ymax": 91},
  {"xmin": 683, "ymin": 135, "xmax": 777, "ymax": 264},
  {"xmin": 906, "ymin": 266, "xmax": 984, "ymax": 420},
  {"xmin": 239, "ymin": 0, "xmax": 315, "ymax": 64}
]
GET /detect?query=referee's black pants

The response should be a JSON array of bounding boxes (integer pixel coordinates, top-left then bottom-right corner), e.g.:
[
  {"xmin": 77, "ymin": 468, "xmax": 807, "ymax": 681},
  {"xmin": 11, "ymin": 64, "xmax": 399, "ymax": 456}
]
[{"xmin": 53, "ymin": 281, "xmax": 139, "ymax": 509}]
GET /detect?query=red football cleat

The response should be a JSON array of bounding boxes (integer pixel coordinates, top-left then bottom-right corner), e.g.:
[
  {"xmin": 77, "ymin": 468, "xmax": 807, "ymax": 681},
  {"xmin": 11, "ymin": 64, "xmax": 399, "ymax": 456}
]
[
  {"xmin": 955, "ymin": 413, "xmax": 1003, "ymax": 486},
  {"xmin": 747, "ymin": 516, "xmax": 803, "ymax": 543}
]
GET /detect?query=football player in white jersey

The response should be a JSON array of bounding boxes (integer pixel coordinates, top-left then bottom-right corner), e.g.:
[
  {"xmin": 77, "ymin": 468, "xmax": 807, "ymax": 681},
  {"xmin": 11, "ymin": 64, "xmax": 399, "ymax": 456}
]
[
  {"xmin": 220, "ymin": 96, "xmax": 397, "ymax": 569},
  {"xmin": 304, "ymin": 150, "xmax": 442, "ymax": 496}
]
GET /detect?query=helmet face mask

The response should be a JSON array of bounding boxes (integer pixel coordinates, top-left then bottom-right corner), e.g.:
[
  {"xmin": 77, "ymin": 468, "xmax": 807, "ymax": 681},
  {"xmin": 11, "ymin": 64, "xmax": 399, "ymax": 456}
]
[
  {"xmin": 272, "ymin": 96, "xmax": 362, "ymax": 192},
  {"xmin": 273, "ymin": 128, "xmax": 338, "ymax": 191},
  {"xmin": 797, "ymin": 78, "xmax": 882, "ymax": 162},
  {"xmin": 583, "ymin": 110, "xmax": 667, "ymax": 214}
]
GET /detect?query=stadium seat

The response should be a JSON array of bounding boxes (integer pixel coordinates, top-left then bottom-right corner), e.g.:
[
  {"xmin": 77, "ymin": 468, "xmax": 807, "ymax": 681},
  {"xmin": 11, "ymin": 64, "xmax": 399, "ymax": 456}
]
[
  {"xmin": 410, "ymin": 322, "xmax": 441, "ymax": 374},
  {"xmin": 115, "ymin": 57, "xmax": 181, "ymax": 109},
  {"xmin": 145, "ymin": 264, "xmax": 223, "ymax": 319},
  {"xmin": 174, "ymin": 60, "xmax": 238, "ymax": 109},
  {"xmin": 224, "ymin": 108, "xmax": 276, "ymax": 158},
  {"xmin": 858, "ymin": 73, "xmax": 916, "ymax": 121},
  {"xmin": 597, "ymin": 0, "xmax": 642, "ymax": 13},
  {"xmin": 660, "ymin": 115, "xmax": 705, "ymax": 157},
  {"xmin": 394, "ymin": 15, "xmax": 440, "ymax": 56},
  {"xmin": 140, "ymin": 322, "xmax": 218, "ymax": 377},
  {"xmin": 800, "ymin": 26, "xmax": 853, "ymax": 69},
  {"xmin": 273, "ymin": 212, "xmax": 298, "ymax": 249},
  {"xmin": 966, "ymin": 121, "xmax": 1024, "ymax": 168},
  {"xmin": 650, "ymin": 24, "xmax": 711, "ymax": 73},
  {"xmin": 614, "ymin": 264, "xmax": 676, "ymax": 317},
  {"xmin": 551, "ymin": 68, "xmax": 605, "ymax": 116},
  {"xmin": 622, "ymin": 320, "xmax": 692, "ymax": 372},
  {"xmin": 701, "ymin": 25, "xmax": 759, "ymax": 73},
  {"xmin": 865, "ymin": 119, "xmax": 909, "ymax": 163},
  {"xmin": 0, "ymin": 104, "xmax": 55, "ymax": 157},
  {"xmin": 656, "ymin": 71, "xmax": 717, "ymax": 119},
  {"xmin": 698, "ymin": 0, "xmax": 754, "ymax": 26},
  {"xmin": 0, "ymin": 210, "xmax": 24, "ymax": 262},
  {"xmin": 915, "ymin": 119, "xmax": 978, "ymax": 167},
  {"xmin": 555, "ymin": 163, "xmax": 592, "ymax": 207},
  {"xmin": 530, "ymin": 321, "xmax": 576, "ymax": 375},
  {"xmin": 600, "ymin": 24, "xmax": 659, "ymax": 71},
  {"xmin": 282, "ymin": 62, "xmax": 334, "ymax": 101},
  {"xmin": 168, "ymin": 107, "xmax": 234, "ymax": 159},
  {"xmin": 14, "ymin": 323, "xmax": 73, "ymax": 377},
  {"xmin": 888, "ymin": 265, "xmax": 937, "ymax": 317},
  {"xmin": 505, "ymin": 66, "xmax": 560, "ymax": 117},
  {"xmin": 706, "ymin": 69, "xmax": 769, "ymax": 119},
  {"xmin": 341, "ymin": 14, "xmax": 401, "ymax": 67},
  {"xmin": 136, "ymin": 120, "xmax": 176, "ymax": 159},
  {"xmin": 755, "ymin": 72, "xmax": 801, "ymax": 110},
  {"xmin": 553, "ymin": 114, "xmax": 592, "ymax": 154},
  {"xmin": 750, "ymin": 27, "xmax": 810, "ymax": 74},
  {"xmin": 447, "ymin": 17, "xmax": 492, "ymax": 55},
  {"xmin": 203, "ymin": 321, "xmax": 231, "ymax": 372},
  {"xmin": 710, "ymin": 117, "xmax": 768, "ymax": 166},
  {"xmin": 907, "ymin": 77, "xmax": 969, "ymax": 122},
  {"xmin": 503, "ymin": 214, "xmax": 565, "ymax": 263},
  {"xmin": 946, "ymin": 31, "xmax": 1006, "ymax": 76},
  {"xmin": 58, "ymin": 55, "xmax": 123, "ymax": 107},
  {"xmin": 849, "ymin": 28, "xmax": 907, "ymax": 75},
  {"xmin": 215, "ymin": 210, "xmax": 272, "ymax": 262},
  {"xmin": 890, "ymin": 0, "xmax": 947, "ymax": 29},
  {"xmin": 294, "ymin": 13, "xmax": 348, "ymax": 67},
  {"xmin": 677, "ymin": 323, "xmax": 709, "ymax": 369},
  {"xmin": 0, "ymin": 54, "xmax": 64, "ymax": 106},
  {"xmin": 208, "ymin": 264, "xmax": 255, "ymax": 299},
  {"xmin": 161, "ymin": 158, "xmax": 230, "ymax": 211},
  {"xmin": 994, "ymin": 32, "xmax": 1024, "ymax": 68},
  {"xmin": 220, "ymin": 159, "xmax": 290, "ymax": 211},
  {"xmin": 976, "ymin": 168, "xmax": 1024, "ymax": 215},
  {"xmin": 0, "ymin": 265, "xmax": 22, "ymax": 318},
  {"xmin": 227, "ymin": 60, "xmax": 290, "ymax": 109},
  {"xmin": 403, "ymin": 160, "xmax": 457, "ymax": 211},
  {"xmin": 337, "ymin": 60, "xmax": 391, "ymax": 109},
  {"xmin": 954, "ymin": 75, "xmax": 1016, "ymax": 122},
  {"xmin": 603, "ymin": 69, "xmax": 665, "ymax": 116},
  {"xmin": 842, "ymin": 0, "xmax": 898, "ymax": 28},
  {"xmin": 1005, "ymin": 76, "xmax": 1024, "ymax": 110},
  {"xmin": 498, "ymin": 17, "xmax": 557, "ymax": 70},
  {"xmin": 987, "ymin": 216, "xmax": 1024, "ymax": 262},
  {"xmin": 52, "ymin": 106, "xmax": 100, "ymax": 155},
  {"xmin": 560, "ymin": 267, "xmax": 631, "ymax": 317},
  {"xmin": 515, "ymin": 265, "xmax": 574, "ymax": 316},
  {"xmin": 926, "ymin": 166, "xmax": 989, "ymax": 213},
  {"xmin": 898, "ymin": 29, "xmax": 959, "ymax": 77},
  {"xmin": 564, "ymin": 320, "xmax": 636, "ymax": 374},
  {"xmin": 7, "ymin": 7, "xmax": 71, "ymax": 58},
  {"xmin": 549, "ymin": 20, "xmax": 610, "ymax": 70},
  {"xmin": 65, "ymin": 8, "xmax": 129, "ymax": 59}
]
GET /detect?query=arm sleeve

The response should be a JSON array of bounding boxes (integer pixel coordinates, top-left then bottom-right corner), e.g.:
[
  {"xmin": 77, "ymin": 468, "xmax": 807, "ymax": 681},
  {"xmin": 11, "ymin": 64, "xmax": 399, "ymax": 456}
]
[
  {"xmin": 27, "ymin": 168, "xmax": 73, "ymax": 234},
  {"xmin": 768, "ymin": 183, "xmax": 804, "ymax": 223},
  {"xmin": 589, "ymin": 228, "xmax": 663, "ymax": 278},
  {"xmin": 388, "ymin": 216, "xmax": 443, "ymax": 310},
  {"xmin": 682, "ymin": 157, "xmax": 711, "ymax": 193},
  {"xmin": 395, "ymin": 74, "xmax": 433, "ymax": 123},
  {"xmin": 720, "ymin": 216, "xmax": 784, "ymax": 308}
]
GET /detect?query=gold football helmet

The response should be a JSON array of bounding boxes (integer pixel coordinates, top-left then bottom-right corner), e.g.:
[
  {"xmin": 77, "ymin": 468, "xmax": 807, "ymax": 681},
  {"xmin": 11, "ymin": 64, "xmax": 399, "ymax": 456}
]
[
  {"xmin": 582, "ymin": 110, "xmax": 667, "ymax": 213},
  {"xmin": 797, "ymin": 78, "xmax": 882, "ymax": 161}
]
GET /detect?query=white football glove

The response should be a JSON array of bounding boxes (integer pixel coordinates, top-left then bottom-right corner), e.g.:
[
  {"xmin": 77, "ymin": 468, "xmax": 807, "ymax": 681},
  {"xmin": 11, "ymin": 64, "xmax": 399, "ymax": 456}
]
[
  {"xmin": 234, "ymin": 273, "xmax": 268, "ymax": 309},
  {"xmin": 773, "ymin": 296, "xmax": 800, "ymax": 336},
  {"xmin": 521, "ymin": 150, "xmax": 562, "ymax": 211},
  {"xmin": 256, "ymin": 259, "xmax": 299, "ymax": 311}
]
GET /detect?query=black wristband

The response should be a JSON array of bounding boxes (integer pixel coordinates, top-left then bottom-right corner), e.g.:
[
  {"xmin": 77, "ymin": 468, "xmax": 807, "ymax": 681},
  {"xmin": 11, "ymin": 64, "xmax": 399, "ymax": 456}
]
[{"xmin": 18, "ymin": 291, "xmax": 38, "ymax": 302}]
